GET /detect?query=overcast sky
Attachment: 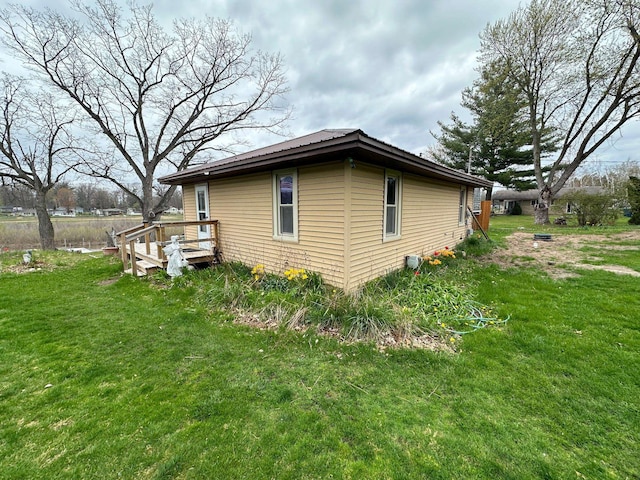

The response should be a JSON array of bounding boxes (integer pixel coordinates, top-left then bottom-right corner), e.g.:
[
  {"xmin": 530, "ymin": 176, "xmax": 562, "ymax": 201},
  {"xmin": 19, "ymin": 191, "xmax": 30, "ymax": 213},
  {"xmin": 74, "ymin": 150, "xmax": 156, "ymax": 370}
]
[
  {"xmin": 157, "ymin": 0, "xmax": 520, "ymax": 156},
  {"xmin": 13, "ymin": 0, "xmax": 640, "ymax": 170}
]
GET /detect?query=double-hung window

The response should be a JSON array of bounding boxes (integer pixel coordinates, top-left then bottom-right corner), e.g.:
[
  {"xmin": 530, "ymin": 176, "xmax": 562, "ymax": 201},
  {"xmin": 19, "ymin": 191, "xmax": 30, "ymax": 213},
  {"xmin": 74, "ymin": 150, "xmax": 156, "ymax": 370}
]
[
  {"xmin": 459, "ymin": 186, "xmax": 467, "ymax": 225},
  {"xmin": 383, "ymin": 171, "xmax": 401, "ymax": 240},
  {"xmin": 273, "ymin": 170, "xmax": 298, "ymax": 241}
]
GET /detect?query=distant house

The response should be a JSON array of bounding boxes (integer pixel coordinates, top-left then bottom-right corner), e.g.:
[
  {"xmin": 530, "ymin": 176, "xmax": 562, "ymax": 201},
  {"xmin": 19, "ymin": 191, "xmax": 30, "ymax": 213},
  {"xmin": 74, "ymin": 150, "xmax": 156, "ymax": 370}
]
[
  {"xmin": 20, "ymin": 208, "xmax": 36, "ymax": 217},
  {"xmin": 164, "ymin": 206, "xmax": 183, "ymax": 215},
  {"xmin": 160, "ymin": 129, "xmax": 491, "ymax": 291},
  {"xmin": 97, "ymin": 208, "xmax": 124, "ymax": 216},
  {"xmin": 51, "ymin": 207, "xmax": 76, "ymax": 217},
  {"xmin": 1, "ymin": 206, "xmax": 35, "ymax": 216},
  {"xmin": 492, "ymin": 186, "xmax": 606, "ymax": 215}
]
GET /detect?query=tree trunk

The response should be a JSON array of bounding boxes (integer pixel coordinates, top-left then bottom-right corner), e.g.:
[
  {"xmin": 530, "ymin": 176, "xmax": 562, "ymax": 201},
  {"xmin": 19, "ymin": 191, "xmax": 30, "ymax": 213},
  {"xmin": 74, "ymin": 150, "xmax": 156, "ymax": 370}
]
[
  {"xmin": 141, "ymin": 175, "xmax": 155, "ymax": 223},
  {"xmin": 35, "ymin": 191, "xmax": 55, "ymax": 250},
  {"xmin": 534, "ymin": 186, "xmax": 552, "ymax": 225},
  {"xmin": 534, "ymin": 205, "xmax": 550, "ymax": 225}
]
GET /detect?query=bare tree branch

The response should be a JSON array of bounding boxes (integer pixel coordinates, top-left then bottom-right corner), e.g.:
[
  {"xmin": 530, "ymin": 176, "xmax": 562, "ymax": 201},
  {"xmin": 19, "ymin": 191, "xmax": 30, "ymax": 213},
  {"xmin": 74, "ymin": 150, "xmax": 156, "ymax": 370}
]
[
  {"xmin": 481, "ymin": 0, "xmax": 640, "ymax": 223},
  {"xmin": 0, "ymin": 0, "xmax": 290, "ymax": 221},
  {"xmin": 0, "ymin": 74, "xmax": 80, "ymax": 248}
]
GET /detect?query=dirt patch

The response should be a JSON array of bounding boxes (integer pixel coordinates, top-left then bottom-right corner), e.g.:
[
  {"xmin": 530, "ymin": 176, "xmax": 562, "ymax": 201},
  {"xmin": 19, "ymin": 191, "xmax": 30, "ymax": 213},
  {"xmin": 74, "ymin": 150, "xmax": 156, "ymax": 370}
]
[
  {"xmin": 98, "ymin": 276, "xmax": 121, "ymax": 286},
  {"xmin": 485, "ymin": 230, "xmax": 640, "ymax": 279},
  {"xmin": 1, "ymin": 261, "xmax": 53, "ymax": 274}
]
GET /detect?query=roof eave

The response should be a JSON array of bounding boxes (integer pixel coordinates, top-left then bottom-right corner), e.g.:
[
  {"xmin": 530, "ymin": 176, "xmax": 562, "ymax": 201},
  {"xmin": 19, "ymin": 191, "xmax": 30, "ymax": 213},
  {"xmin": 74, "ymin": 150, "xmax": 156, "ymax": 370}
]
[
  {"xmin": 354, "ymin": 135, "xmax": 492, "ymax": 187},
  {"xmin": 159, "ymin": 130, "xmax": 492, "ymax": 188},
  {"xmin": 159, "ymin": 131, "xmax": 363, "ymax": 185}
]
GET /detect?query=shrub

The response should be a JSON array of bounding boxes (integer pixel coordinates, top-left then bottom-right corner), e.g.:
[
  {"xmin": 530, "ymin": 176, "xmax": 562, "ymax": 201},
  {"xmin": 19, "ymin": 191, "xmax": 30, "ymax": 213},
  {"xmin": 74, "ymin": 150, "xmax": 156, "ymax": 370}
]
[
  {"xmin": 510, "ymin": 202, "xmax": 522, "ymax": 215},
  {"xmin": 627, "ymin": 176, "xmax": 640, "ymax": 225},
  {"xmin": 563, "ymin": 190, "xmax": 620, "ymax": 226}
]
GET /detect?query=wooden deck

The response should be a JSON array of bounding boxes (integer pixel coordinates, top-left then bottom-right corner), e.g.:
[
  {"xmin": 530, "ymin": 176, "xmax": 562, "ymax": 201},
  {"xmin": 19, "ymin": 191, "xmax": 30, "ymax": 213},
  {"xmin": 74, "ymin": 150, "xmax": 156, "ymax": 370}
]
[{"xmin": 116, "ymin": 220, "xmax": 220, "ymax": 276}]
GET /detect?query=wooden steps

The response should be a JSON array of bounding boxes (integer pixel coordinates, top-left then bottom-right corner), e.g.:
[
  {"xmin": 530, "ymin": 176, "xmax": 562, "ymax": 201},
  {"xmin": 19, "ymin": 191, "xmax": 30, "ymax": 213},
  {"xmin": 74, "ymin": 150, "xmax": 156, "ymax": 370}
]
[
  {"xmin": 116, "ymin": 219, "xmax": 220, "ymax": 277},
  {"xmin": 122, "ymin": 242, "xmax": 219, "ymax": 277},
  {"xmin": 124, "ymin": 260, "xmax": 159, "ymax": 276}
]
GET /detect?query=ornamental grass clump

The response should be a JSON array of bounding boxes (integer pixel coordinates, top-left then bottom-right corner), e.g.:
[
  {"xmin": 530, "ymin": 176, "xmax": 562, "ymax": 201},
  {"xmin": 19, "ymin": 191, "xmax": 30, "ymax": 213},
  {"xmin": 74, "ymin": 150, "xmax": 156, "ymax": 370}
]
[
  {"xmin": 186, "ymin": 244, "xmax": 505, "ymax": 349},
  {"xmin": 342, "ymin": 296, "xmax": 395, "ymax": 340},
  {"xmin": 379, "ymin": 269, "xmax": 507, "ymax": 339}
]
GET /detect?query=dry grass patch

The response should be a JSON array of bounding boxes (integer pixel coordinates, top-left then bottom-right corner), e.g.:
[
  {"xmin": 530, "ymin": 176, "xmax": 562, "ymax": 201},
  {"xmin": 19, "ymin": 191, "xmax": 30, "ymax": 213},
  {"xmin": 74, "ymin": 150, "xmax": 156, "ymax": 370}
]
[
  {"xmin": 486, "ymin": 230, "xmax": 640, "ymax": 278},
  {"xmin": 232, "ymin": 308, "xmax": 455, "ymax": 353}
]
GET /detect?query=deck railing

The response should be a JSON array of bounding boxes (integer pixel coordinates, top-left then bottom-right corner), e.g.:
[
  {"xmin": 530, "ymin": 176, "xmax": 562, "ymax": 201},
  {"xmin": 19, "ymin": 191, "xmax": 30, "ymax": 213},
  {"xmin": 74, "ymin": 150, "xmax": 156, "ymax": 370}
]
[{"xmin": 115, "ymin": 219, "xmax": 220, "ymax": 276}]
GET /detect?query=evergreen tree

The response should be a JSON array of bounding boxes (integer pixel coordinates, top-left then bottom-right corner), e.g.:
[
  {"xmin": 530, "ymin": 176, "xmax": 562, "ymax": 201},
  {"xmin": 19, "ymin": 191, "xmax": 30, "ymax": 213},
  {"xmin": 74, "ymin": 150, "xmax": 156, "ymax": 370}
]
[
  {"xmin": 430, "ymin": 61, "xmax": 558, "ymax": 197},
  {"xmin": 480, "ymin": 0, "xmax": 640, "ymax": 224},
  {"xmin": 628, "ymin": 176, "xmax": 640, "ymax": 225}
]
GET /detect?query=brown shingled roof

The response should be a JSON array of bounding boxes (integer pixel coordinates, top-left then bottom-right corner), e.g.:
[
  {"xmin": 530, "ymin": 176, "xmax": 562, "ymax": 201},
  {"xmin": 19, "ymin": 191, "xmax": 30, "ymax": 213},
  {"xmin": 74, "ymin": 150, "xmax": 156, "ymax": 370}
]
[{"xmin": 159, "ymin": 129, "xmax": 492, "ymax": 188}]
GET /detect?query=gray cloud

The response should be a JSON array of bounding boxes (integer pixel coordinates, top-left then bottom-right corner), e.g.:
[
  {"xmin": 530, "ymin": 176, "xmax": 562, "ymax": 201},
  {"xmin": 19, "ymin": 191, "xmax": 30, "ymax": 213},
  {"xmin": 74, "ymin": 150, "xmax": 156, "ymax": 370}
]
[
  {"xmin": 24, "ymin": 0, "xmax": 638, "ymax": 166},
  {"xmin": 176, "ymin": 0, "xmax": 521, "ymax": 153}
]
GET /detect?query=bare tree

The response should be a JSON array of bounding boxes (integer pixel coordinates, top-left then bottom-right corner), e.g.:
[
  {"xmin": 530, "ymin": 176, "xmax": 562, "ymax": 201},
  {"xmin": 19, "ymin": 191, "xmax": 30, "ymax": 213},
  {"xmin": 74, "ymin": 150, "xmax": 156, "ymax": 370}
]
[
  {"xmin": 480, "ymin": 0, "xmax": 640, "ymax": 224},
  {"xmin": 0, "ymin": 0, "xmax": 289, "ymax": 222},
  {"xmin": 0, "ymin": 75, "xmax": 77, "ymax": 249},
  {"xmin": 0, "ymin": 182, "xmax": 35, "ymax": 208},
  {"xmin": 54, "ymin": 185, "xmax": 76, "ymax": 213}
]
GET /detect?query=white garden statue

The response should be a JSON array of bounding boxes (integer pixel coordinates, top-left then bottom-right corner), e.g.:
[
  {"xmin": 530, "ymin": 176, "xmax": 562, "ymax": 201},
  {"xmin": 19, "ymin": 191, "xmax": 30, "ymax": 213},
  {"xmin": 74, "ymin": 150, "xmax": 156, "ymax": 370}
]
[{"xmin": 163, "ymin": 236, "xmax": 189, "ymax": 278}]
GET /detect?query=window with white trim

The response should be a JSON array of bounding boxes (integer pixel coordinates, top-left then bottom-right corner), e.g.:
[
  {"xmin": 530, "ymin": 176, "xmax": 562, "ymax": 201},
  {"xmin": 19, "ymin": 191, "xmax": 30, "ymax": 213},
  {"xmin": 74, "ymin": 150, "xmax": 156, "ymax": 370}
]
[
  {"xmin": 383, "ymin": 171, "xmax": 401, "ymax": 239},
  {"xmin": 273, "ymin": 170, "xmax": 298, "ymax": 241},
  {"xmin": 459, "ymin": 187, "xmax": 467, "ymax": 225}
]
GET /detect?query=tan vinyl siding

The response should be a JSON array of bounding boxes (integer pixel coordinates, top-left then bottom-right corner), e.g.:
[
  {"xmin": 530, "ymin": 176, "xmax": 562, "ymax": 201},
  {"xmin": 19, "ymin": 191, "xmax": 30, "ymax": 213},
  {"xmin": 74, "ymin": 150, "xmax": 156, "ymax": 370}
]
[
  {"xmin": 296, "ymin": 163, "xmax": 345, "ymax": 286},
  {"xmin": 198, "ymin": 163, "xmax": 346, "ymax": 287},
  {"xmin": 181, "ymin": 160, "xmax": 471, "ymax": 291},
  {"xmin": 209, "ymin": 172, "xmax": 273, "ymax": 267},
  {"xmin": 346, "ymin": 164, "xmax": 382, "ymax": 290},
  {"xmin": 347, "ymin": 164, "xmax": 468, "ymax": 290},
  {"xmin": 181, "ymin": 184, "xmax": 198, "ymax": 242}
]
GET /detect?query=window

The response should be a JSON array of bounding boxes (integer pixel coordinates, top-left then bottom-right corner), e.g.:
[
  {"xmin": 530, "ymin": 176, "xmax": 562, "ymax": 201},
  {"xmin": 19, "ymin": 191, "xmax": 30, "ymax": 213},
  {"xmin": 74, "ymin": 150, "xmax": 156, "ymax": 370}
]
[
  {"xmin": 383, "ymin": 171, "xmax": 401, "ymax": 240},
  {"xmin": 196, "ymin": 186, "xmax": 208, "ymax": 233},
  {"xmin": 459, "ymin": 187, "xmax": 467, "ymax": 225},
  {"xmin": 273, "ymin": 170, "xmax": 298, "ymax": 241}
]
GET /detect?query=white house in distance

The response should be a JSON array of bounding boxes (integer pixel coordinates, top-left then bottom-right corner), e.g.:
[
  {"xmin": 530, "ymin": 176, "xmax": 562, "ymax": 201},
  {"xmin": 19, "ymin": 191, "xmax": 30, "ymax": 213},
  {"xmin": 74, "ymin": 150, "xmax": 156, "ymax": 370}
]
[{"xmin": 160, "ymin": 129, "xmax": 491, "ymax": 291}]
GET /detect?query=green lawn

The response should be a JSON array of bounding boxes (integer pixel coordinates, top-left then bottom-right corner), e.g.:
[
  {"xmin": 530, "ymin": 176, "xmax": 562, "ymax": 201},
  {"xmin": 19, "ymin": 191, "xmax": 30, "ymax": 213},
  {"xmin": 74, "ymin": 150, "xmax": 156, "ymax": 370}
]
[{"xmin": 0, "ymin": 220, "xmax": 639, "ymax": 479}]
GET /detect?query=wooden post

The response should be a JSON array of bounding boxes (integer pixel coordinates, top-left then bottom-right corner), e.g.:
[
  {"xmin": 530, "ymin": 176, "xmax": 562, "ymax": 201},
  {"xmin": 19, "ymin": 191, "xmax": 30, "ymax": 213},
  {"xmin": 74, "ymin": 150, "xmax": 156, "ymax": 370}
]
[
  {"xmin": 130, "ymin": 239, "xmax": 138, "ymax": 277},
  {"xmin": 468, "ymin": 206, "xmax": 490, "ymax": 240},
  {"xmin": 157, "ymin": 225, "xmax": 165, "ymax": 260},
  {"xmin": 120, "ymin": 232, "xmax": 128, "ymax": 268},
  {"xmin": 213, "ymin": 221, "xmax": 219, "ymax": 251},
  {"xmin": 474, "ymin": 200, "xmax": 491, "ymax": 232},
  {"xmin": 143, "ymin": 222, "xmax": 151, "ymax": 255}
]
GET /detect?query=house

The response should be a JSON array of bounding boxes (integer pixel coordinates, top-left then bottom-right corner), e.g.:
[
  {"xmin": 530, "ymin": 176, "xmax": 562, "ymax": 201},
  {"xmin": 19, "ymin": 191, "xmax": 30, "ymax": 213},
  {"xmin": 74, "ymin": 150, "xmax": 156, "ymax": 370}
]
[
  {"xmin": 97, "ymin": 208, "xmax": 124, "ymax": 216},
  {"xmin": 164, "ymin": 206, "xmax": 183, "ymax": 215},
  {"xmin": 51, "ymin": 207, "xmax": 76, "ymax": 217},
  {"xmin": 159, "ymin": 129, "xmax": 492, "ymax": 291},
  {"xmin": 16, "ymin": 208, "xmax": 36, "ymax": 217},
  {"xmin": 492, "ymin": 186, "xmax": 606, "ymax": 215}
]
